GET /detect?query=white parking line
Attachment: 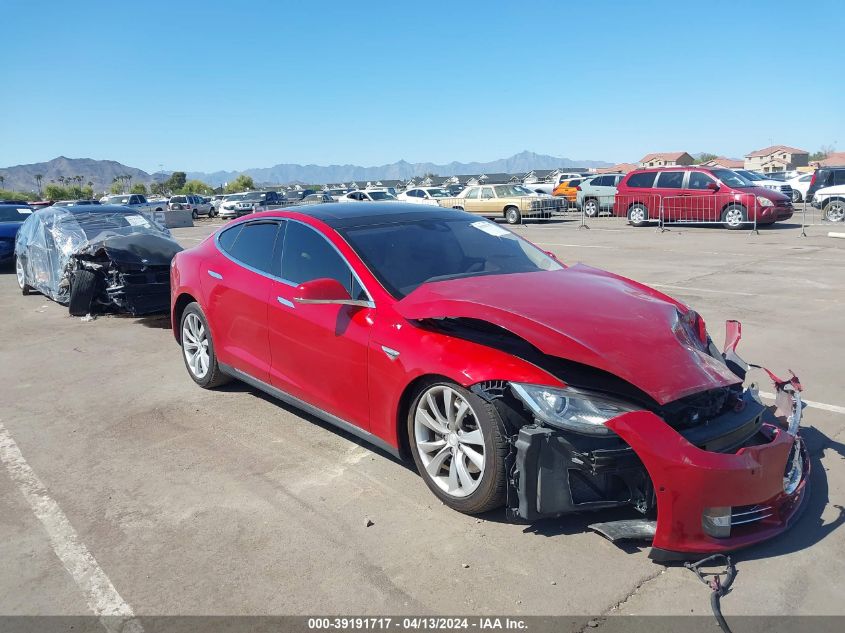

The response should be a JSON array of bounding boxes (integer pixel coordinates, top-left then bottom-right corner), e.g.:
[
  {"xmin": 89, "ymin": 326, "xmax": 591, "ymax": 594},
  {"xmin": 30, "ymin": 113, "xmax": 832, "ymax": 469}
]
[
  {"xmin": 759, "ymin": 393, "xmax": 845, "ymax": 416},
  {"xmin": 0, "ymin": 422, "xmax": 142, "ymax": 633}
]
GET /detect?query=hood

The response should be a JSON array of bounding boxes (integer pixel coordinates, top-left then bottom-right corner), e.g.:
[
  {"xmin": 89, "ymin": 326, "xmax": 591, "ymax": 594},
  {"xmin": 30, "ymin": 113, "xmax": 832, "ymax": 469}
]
[
  {"xmin": 0, "ymin": 221, "xmax": 24, "ymax": 239},
  {"xmin": 89, "ymin": 233, "xmax": 183, "ymax": 266},
  {"xmin": 745, "ymin": 185, "xmax": 789, "ymax": 201},
  {"xmin": 395, "ymin": 265, "xmax": 740, "ymax": 405}
]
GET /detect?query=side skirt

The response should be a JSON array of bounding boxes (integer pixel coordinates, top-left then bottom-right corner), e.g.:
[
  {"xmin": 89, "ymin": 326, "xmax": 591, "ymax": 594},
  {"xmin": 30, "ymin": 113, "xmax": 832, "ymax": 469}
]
[{"xmin": 219, "ymin": 363, "xmax": 401, "ymax": 459}]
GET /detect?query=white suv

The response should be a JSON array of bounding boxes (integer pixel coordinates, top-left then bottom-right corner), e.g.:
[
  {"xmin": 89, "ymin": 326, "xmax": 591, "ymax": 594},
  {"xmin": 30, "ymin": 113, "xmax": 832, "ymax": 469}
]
[{"xmin": 169, "ymin": 194, "xmax": 214, "ymax": 218}]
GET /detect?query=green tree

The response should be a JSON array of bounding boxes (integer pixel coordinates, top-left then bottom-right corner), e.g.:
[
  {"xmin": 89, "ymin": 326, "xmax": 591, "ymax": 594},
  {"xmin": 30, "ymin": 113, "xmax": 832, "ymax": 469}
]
[
  {"xmin": 130, "ymin": 182, "xmax": 148, "ymax": 195},
  {"xmin": 694, "ymin": 153, "xmax": 718, "ymax": 164},
  {"xmin": 225, "ymin": 175, "xmax": 255, "ymax": 193},
  {"xmin": 166, "ymin": 171, "xmax": 187, "ymax": 192},
  {"xmin": 34, "ymin": 174, "xmax": 43, "ymax": 196},
  {"xmin": 0, "ymin": 188, "xmax": 37, "ymax": 201},
  {"xmin": 150, "ymin": 181, "xmax": 167, "ymax": 196},
  {"xmin": 809, "ymin": 145, "xmax": 835, "ymax": 162},
  {"xmin": 183, "ymin": 179, "xmax": 213, "ymax": 195},
  {"xmin": 110, "ymin": 178, "xmax": 124, "ymax": 194}
]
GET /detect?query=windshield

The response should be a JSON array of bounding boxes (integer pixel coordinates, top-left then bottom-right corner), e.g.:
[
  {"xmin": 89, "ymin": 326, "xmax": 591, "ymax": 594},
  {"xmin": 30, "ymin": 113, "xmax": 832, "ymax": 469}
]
[
  {"xmin": 0, "ymin": 206, "xmax": 33, "ymax": 222},
  {"xmin": 367, "ymin": 191, "xmax": 396, "ymax": 200},
  {"xmin": 494, "ymin": 185, "xmax": 529, "ymax": 197},
  {"xmin": 711, "ymin": 169, "xmax": 754, "ymax": 188},
  {"xmin": 735, "ymin": 170, "xmax": 764, "ymax": 181},
  {"xmin": 107, "ymin": 196, "xmax": 132, "ymax": 205},
  {"xmin": 56, "ymin": 210, "xmax": 171, "ymax": 239},
  {"xmin": 425, "ymin": 188, "xmax": 449, "ymax": 198},
  {"xmin": 342, "ymin": 217, "xmax": 562, "ymax": 298},
  {"xmin": 225, "ymin": 193, "xmax": 248, "ymax": 201}
]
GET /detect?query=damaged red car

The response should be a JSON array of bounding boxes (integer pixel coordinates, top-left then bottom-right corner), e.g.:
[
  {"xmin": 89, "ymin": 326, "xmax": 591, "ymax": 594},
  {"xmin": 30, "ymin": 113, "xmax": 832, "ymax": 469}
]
[{"xmin": 170, "ymin": 204, "xmax": 809, "ymax": 560}]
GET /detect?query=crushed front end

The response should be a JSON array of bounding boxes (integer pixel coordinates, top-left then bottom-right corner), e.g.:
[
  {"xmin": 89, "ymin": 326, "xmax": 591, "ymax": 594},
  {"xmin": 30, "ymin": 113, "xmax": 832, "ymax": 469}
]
[{"xmin": 485, "ymin": 320, "xmax": 810, "ymax": 560}]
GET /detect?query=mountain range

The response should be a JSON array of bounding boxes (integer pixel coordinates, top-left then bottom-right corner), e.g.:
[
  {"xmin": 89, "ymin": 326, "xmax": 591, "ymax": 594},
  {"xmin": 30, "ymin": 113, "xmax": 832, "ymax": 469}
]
[{"xmin": 0, "ymin": 151, "xmax": 613, "ymax": 193}]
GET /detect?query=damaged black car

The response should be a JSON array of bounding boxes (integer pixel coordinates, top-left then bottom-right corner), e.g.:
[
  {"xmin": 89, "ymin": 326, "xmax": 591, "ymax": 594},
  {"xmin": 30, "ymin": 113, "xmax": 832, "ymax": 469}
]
[{"xmin": 14, "ymin": 204, "xmax": 182, "ymax": 316}]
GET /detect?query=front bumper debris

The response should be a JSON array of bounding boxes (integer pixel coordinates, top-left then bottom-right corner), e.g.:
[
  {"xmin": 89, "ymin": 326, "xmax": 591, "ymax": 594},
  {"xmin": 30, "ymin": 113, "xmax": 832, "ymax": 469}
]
[{"xmin": 507, "ymin": 319, "xmax": 810, "ymax": 559}]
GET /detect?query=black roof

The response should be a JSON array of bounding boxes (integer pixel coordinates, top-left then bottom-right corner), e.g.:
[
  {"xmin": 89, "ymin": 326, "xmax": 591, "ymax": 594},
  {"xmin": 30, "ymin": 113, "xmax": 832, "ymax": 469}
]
[{"xmin": 270, "ymin": 202, "xmax": 469, "ymax": 229}]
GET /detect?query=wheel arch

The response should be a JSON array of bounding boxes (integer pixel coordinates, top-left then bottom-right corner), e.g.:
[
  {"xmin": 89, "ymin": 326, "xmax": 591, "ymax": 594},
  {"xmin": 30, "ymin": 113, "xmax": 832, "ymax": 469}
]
[{"xmin": 172, "ymin": 292, "xmax": 198, "ymax": 342}]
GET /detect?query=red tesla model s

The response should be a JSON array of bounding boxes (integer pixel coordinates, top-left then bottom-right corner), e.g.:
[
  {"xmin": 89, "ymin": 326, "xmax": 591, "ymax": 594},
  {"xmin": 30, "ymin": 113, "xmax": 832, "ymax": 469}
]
[{"xmin": 170, "ymin": 203, "xmax": 809, "ymax": 560}]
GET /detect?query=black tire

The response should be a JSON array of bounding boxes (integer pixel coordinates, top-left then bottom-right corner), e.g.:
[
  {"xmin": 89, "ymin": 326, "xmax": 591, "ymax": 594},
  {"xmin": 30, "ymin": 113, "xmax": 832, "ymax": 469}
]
[
  {"xmin": 721, "ymin": 204, "xmax": 747, "ymax": 230},
  {"xmin": 210, "ymin": 208, "xmax": 217, "ymax": 217},
  {"xmin": 627, "ymin": 203, "xmax": 649, "ymax": 227},
  {"xmin": 16, "ymin": 256, "xmax": 32, "ymax": 295},
  {"xmin": 504, "ymin": 206, "xmax": 522, "ymax": 225},
  {"xmin": 407, "ymin": 380, "xmax": 508, "ymax": 515},
  {"xmin": 452, "ymin": 205, "xmax": 464, "ymax": 211},
  {"xmin": 583, "ymin": 198, "xmax": 599, "ymax": 217},
  {"xmin": 180, "ymin": 302, "xmax": 230, "ymax": 388},
  {"xmin": 68, "ymin": 269, "xmax": 97, "ymax": 316},
  {"xmin": 191, "ymin": 209, "xmax": 199, "ymax": 219},
  {"xmin": 823, "ymin": 199, "xmax": 845, "ymax": 222},
  {"xmin": 791, "ymin": 189, "xmax": 802, "ymax": 203}
]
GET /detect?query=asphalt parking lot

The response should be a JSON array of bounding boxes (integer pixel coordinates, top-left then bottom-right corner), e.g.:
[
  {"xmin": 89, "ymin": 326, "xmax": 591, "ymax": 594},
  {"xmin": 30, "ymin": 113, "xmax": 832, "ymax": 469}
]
[{"xmin": 1, "ymin": 215, "xmax": 843, "ymax": 625}]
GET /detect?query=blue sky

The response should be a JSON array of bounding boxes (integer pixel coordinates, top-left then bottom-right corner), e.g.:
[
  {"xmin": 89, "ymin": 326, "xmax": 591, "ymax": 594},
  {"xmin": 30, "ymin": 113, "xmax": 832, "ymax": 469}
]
[{"xmin": 2, "ymin": 0, "xmax": 842, "ymax": 172}]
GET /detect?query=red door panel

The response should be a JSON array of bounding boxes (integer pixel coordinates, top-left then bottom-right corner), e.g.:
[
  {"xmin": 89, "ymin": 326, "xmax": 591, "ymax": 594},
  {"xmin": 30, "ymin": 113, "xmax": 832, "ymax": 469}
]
[
  {"xmin": 202, "ymin": 257, "xmax": 273, "ymax": 382},
  {"xmin": 268, "ymin": 287, "xmax": 373, "ymax": 430}
]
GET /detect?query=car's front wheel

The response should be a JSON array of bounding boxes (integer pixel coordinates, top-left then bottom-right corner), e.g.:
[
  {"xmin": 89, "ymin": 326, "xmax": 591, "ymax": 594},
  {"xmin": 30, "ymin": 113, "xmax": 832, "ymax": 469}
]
[
  {"xmin": 191, "ymin": 209, "xmax": 199, "ymax": 219},
  {"xmin": 791, "ymin": 189, "xmax": 802, "ymax": 203},
  {"xmin": 824, "ymin": 199, "xmax": 845, "ymax": 222},
  {"xmin": 180, "ymin": 303, "xmax": 230, "ymax": 388},
  {"xmin": 408, "ymin": 381, "xmax": 508, "ymax": 514},
  {"xmin": 722, "ymin": 204, "xmax": 747, "ymax": 230}
]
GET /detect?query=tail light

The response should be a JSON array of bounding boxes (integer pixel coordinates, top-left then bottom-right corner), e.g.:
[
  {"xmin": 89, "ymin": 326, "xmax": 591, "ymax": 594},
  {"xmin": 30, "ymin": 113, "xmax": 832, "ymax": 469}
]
[
  {"xmin": 809, "ymin": 171, "xmax": 817, "ymax": 187},
  {"xmin": 576, "ymin": 186, "xmax": 582, "ymax": 191}
]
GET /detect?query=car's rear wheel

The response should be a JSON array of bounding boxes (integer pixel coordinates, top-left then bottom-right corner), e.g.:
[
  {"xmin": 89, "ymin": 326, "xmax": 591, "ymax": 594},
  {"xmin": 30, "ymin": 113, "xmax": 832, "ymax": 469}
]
[
  {"xmin": 722, "ymin": 204, "xmax": 747, "ymax": 230},
  {"xmin": 823, "ymin": 199, "xmax": 845, "ymax": 222},
  {"xmin": 16, "ymin": 256, "xmax": 31, "ymax": 295},
  {"xmin": 408, "ymin": 381, "xmax": 507, "ymax": 514},
  {"xmin": 583, "ymin": 198, "xmax": 599, "ymax": 217},
  {"xmin": 180, "ymin": 303, "xmax": 230, "ymax": 388},
  {"xmin": 627, "ymin": 203, "xmax": 649, "ymax": 227},
  {"xmin": 504, "ymin": 206, "xmax": 522, "ymax": 225}
]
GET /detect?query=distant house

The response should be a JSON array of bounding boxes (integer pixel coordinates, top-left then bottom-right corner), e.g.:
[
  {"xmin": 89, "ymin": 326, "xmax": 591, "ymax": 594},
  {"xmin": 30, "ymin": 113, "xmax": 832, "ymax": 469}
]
[
  {"xmin": 480, "ymin": 173, "xmax": 513, "ymax": 184},
  {"xmin": 744, "ymin": 145, "xmax": 809, "ymax": 172},
  {"xmin": 638, "ymin": 152, "xmax": 695, "ymax": 168},
  {"xmin": 597, "ymin": 163, "xmax": 638, "ymax": 174},
  {"xmin": 700, "ymin": 157, "xmax": 744, "ymax": 170},
  {"xmin": 811, "ymin": 152, "xmax": 845, "ymax": 168},
  {"xmin": 522, "ymin": 169, "xmax": 556, "ymax": 184}
]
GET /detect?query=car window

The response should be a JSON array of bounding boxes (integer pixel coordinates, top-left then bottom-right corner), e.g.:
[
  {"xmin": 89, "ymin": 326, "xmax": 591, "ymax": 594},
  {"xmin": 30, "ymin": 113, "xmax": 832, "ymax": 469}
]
[
  {"xmin": 281, "ymin": 221, "xmax": 366, "ymax": 300},
  {"xmin": 218, "ymin": 224, "xmax": 243, "ymax": 252},
  {"xmin": 481, "ymin": 187, "xmax": 495, "ymax": 199},
  {"xmin": 834, "ymin": 170, "xmax": 845, "ymax": 186},
  {"xmin": 655, "ymin": 172, "xmax": 685, "ymax": 189},
  {"xmin": 799, "ymin": 174, "xmax": 812, "ymax": 182},
  {"xmin": 225, "ymin": 221, "xmax": 282, "ymax": 274},
  {"xmin": 626, "ymin": 172, "xmax": 655, "ymax": 188},
  {"xmin": 464, "ymin": 188, "xmax": 480, "ymax": 200},
  {"xmin": 592, "ymin": 176, "xmax": 608, "ymax": 187},
  {"xmin": 687, "ymin": 172, "xmax": 716, "ymax": 190}
]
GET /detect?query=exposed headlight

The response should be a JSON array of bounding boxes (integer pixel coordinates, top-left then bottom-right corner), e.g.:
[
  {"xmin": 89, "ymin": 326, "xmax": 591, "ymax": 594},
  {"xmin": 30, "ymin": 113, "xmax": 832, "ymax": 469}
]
[
  {"xmin": 510, "ymin": 383, "xmax": 639, "ymax": 435},
  {"xmin": 756, "ymin": 196, "xmax": 774, "ymax": 207}
]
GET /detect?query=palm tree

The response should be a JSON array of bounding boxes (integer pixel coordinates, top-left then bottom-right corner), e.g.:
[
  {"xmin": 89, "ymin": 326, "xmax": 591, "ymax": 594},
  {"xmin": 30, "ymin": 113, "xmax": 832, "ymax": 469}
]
[
  {"xmin": 34, "ymin": 174, "xmax": 43, "ymax": 196},
  {"xmin": 0, "ymin": 174, "xmax": 5, "ymax": 190}
]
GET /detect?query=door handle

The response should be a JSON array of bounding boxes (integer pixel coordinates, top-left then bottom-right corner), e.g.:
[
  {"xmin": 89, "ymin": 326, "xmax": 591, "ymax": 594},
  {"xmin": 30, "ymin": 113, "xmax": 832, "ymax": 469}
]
[
  {"xmin": 207, "ymin": 270, "xmax": 223, "ymax": 279},
  {"xmin": 277, "ymin": 296, "xmax": 295, "ymax": 308}
]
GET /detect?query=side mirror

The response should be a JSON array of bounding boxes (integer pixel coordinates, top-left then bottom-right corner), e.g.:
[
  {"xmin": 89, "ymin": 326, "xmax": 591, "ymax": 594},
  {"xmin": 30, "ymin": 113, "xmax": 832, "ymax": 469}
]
[
  {"xmin": 293, "ymin": 278, "xmax": 369, "ymax": 307},
  {"xmin": 707, "ymin": 182, "xmax": 719, "ymax": 192}
]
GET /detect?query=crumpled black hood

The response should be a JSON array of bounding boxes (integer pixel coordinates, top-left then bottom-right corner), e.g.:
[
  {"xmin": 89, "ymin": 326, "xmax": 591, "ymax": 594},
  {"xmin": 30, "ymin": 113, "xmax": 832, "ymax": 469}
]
[{"xmin": 91, "ymin": 233, "xmax": 183, "ymax": 266}]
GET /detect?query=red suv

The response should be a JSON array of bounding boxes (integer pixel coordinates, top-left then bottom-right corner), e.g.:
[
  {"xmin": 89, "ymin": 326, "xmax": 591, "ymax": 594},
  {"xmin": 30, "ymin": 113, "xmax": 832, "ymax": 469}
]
[{"xmin": 613, "ymin": 167, "xmax": 794, "ymax": 229}]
